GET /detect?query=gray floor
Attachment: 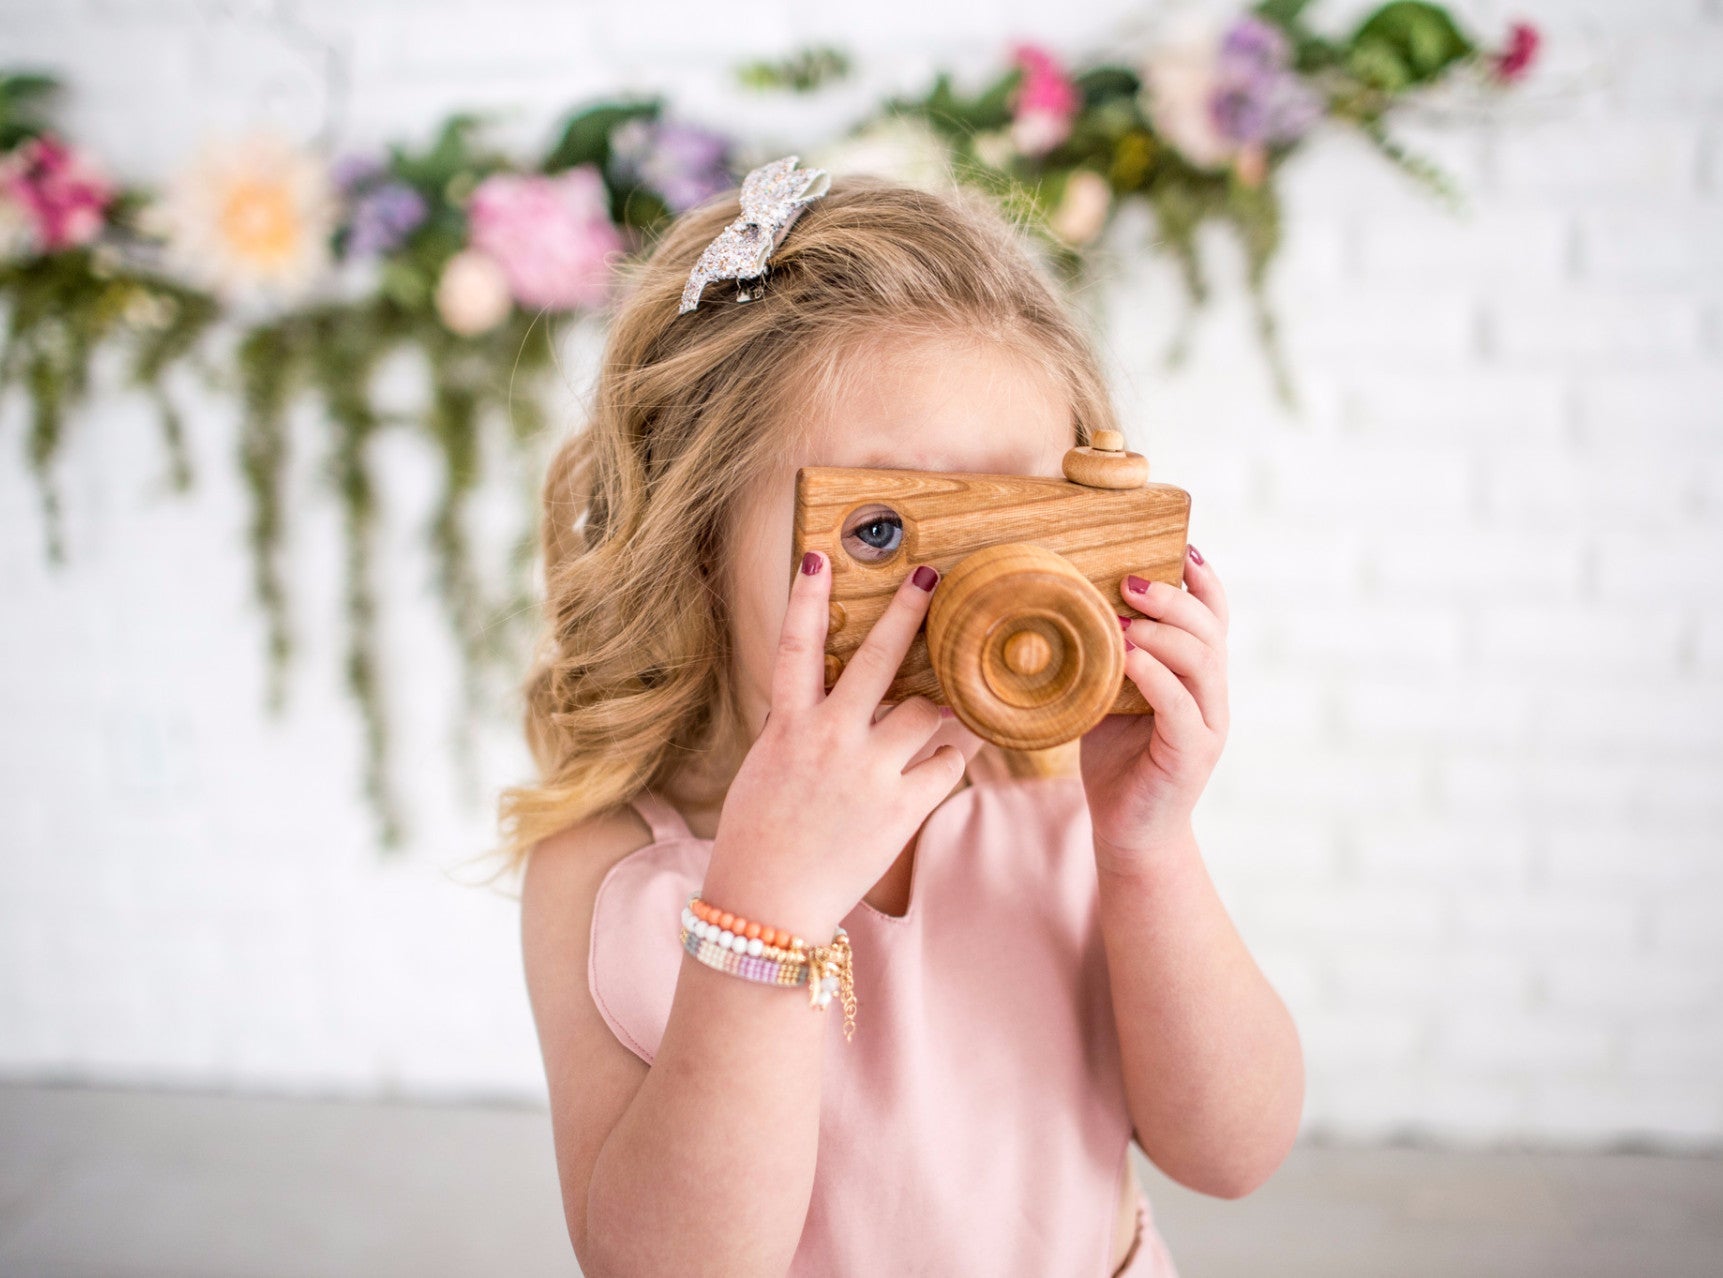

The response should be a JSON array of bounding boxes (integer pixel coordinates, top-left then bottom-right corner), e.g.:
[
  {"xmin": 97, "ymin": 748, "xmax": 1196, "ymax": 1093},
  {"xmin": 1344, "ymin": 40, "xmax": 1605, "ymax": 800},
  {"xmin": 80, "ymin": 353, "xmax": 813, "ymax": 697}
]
[{"xmin": 2, "ymin": 1083, "xmax": 1720, "ymax": 1277}]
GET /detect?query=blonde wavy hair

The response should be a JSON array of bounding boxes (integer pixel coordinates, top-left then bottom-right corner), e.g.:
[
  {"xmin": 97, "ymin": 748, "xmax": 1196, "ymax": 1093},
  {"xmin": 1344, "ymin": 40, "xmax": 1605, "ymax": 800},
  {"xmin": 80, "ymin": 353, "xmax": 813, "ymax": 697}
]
[{"xmin": 492, "ymin": 171, "xmax": 1123, "ymax": 876}]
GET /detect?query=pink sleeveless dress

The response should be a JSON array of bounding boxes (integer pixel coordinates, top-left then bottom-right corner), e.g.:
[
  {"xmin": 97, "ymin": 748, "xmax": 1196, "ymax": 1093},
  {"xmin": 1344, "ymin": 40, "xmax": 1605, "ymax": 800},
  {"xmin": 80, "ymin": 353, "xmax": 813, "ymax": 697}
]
[{"xmin": 587, "ymin": 771, "xmax": 1181, "ymax": 1277}]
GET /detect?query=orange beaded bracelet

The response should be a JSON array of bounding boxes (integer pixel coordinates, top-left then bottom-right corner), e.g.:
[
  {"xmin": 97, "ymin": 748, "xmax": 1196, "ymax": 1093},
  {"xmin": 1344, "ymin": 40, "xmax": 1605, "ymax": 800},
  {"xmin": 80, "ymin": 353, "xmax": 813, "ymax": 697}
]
[
  {"xmin": 689, "ymin": 895, "xmax": 805, "ymax": 950},
  {"xmin": 680, "ymin": 893, "xmax": 857, "ymax": 1041}
]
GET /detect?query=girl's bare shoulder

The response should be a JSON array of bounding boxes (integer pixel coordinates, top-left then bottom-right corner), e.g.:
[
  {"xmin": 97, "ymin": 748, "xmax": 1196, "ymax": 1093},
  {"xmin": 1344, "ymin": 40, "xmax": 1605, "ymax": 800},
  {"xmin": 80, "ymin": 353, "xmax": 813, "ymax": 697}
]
[
  {"xmin": 520, "ymin": 802, "xmax": 657, "ymax": 966},
  {"xmin": 519, "ymin": 801, "xmax": 664, "ymax": 1064}
]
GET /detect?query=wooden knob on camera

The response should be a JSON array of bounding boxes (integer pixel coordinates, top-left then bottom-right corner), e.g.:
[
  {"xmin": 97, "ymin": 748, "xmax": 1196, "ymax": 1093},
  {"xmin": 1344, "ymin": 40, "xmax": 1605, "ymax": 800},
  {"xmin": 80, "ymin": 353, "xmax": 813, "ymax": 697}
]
[
  {"xmin": 925, "ymin": 542, "xmax": 1125, "ymax": 751},
  {"xmin": 1002, "ymin": 629, "xmax": 1052, "ymax": 677},
  {"xmin": 1062, "ymin": 429, "xmax": 1149, "ymax": 490}
]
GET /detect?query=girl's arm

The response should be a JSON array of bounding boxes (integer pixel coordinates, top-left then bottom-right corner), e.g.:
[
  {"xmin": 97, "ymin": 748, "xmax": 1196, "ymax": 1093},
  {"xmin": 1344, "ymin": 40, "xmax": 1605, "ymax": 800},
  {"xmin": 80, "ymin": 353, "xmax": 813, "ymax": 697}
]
[
  {"xmin": 526, "ymin": 556, "xmax": 961, "ymax": 1275},
  {"xmin": 1083, "ymin": 547, "xmax": 1303, "ymax": 1198},
  {"xmin": 1094, "ymin": 824, "xmax": 1305, "ymax": 1199},
  {"xmin": 523, "ymin": 814, "xmax": 844, "ymax": 1278}
]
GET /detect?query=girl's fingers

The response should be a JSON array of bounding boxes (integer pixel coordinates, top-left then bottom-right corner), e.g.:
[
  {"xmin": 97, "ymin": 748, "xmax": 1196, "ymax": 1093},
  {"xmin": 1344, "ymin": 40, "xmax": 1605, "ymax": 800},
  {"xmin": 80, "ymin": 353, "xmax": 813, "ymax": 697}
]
[
  {"xmin": 770, "ymin": 548, "xmax": 835, "ymax": 714},
  {"xmin": 1179, "ymin": 543, "xmax": 1228, "ymax": 631},
  {"xmin": 901, "ymin": 741, "xmax": 968, "ymax": 807},
  {"xmin": 1122, "ymin": 616, "xmax": 1228, "ymax": 735},
  {"xmin": 1123, "ymin": 645, "xmax": 1208, "ymax": 748},
  {"xmin": 827, "ymin": 563, "xmax": 941, "ymax": 720},
  {"xmin": 1119, "ymin": 570, "xmax": 1224, "ymax": 650},
  {"xmin": 872, "ymin": 694, "xmax": 945, "ymax": 764}
]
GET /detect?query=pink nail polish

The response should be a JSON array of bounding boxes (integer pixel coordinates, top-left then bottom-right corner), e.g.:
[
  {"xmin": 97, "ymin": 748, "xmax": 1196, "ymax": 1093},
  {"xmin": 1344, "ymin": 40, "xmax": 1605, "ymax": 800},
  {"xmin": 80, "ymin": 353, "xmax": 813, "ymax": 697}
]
[
  {"xmin": 801, "ymin": 550, "xmax": 822, "ymax": 575},
  {"xmin": 1187, "ymin": 544, "xmax": 1203, "ymax": 566},
  {"xmin": 1127, "ymin": 574, "xmax": 1151, "ymax": 595},
  {"xmin": 912, "ymin": 565, "xmax": 939, "ymax": 591}
]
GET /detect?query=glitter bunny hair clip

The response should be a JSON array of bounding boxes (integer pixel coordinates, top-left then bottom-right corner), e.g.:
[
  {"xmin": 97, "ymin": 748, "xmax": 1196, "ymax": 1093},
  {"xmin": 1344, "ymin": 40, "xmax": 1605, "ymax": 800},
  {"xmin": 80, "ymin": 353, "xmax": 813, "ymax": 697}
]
[{"xmin": 678, "ymin": 155, "xmax": 832, "ymax": 315}]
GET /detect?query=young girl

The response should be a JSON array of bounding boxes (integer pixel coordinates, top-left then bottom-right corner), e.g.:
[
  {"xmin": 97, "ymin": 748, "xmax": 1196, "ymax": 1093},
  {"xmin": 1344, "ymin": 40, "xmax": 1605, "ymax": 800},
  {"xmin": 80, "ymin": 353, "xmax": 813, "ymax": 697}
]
[{"xmin": 501, "ymin": 162, "xmax": 1304, "ymax": 1276}]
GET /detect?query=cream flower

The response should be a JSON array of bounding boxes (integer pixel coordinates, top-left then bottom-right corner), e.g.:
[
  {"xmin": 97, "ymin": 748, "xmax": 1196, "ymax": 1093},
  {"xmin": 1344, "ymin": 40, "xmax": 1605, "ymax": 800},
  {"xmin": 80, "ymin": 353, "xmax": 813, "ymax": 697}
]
[
  {"xmin": 147, "ymin": 131, "xmax": 337, "ymax": 300},
  {"xmin": 0, "ymin": 197, "xmax": 32, "ymax": 262},
  {"xmin": 971, "ymin": 129, "xmax": 1016, "ymax": 171},
  {"xmin": 806, "ymin": 115, "xmax": 955, "ymax": 192},
  {"xmin": 1140, "ymin": 16, "xmax": 1235, "ymax": 172},
  {"xmin": 1048, "ymin": 170, "xmax": 1113, "ymax": 247},
  {"xmin": 435, "ymin": 248, "xmax": 513, "ymax": 336}
]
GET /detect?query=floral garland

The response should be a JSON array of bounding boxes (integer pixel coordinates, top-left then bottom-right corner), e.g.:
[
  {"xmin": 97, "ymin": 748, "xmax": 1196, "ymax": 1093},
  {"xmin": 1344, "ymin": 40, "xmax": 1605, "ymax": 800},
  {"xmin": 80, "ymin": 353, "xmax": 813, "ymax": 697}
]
[{"xmin": 0, "ymin": 3, "xmax": 1538, "ymax": 849}]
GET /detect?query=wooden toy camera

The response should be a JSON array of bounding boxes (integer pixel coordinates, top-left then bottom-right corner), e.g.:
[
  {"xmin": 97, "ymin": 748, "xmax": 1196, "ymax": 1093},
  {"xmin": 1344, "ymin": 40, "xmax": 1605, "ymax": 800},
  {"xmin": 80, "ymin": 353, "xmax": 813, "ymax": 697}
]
[{"xmin": 790, "ymin": 431, "xmax": 1192, "ymax": 751}]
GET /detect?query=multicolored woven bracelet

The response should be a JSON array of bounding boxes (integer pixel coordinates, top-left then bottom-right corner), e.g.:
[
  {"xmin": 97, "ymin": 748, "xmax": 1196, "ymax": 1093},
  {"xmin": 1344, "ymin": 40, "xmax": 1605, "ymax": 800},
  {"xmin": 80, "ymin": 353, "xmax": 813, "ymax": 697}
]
[{"xmin": 679, "ymin": 893, "xmax": 858, "ymax": 1041}]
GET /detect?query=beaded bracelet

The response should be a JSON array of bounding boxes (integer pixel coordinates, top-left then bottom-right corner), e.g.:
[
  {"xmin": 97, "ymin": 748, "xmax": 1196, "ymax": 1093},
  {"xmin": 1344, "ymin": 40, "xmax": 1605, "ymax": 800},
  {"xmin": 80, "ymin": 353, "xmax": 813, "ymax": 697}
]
[{"xmin": 679, "ymin": 893, "xmax": 858, "ymax": 1042}]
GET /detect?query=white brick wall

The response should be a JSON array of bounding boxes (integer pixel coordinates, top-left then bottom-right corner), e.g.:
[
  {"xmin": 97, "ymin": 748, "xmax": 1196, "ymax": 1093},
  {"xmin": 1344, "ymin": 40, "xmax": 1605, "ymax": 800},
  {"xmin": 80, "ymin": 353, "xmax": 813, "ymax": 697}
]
[{"xmin": 1, "ymin": 0, "xmax": 1719, "ymax": 1150}]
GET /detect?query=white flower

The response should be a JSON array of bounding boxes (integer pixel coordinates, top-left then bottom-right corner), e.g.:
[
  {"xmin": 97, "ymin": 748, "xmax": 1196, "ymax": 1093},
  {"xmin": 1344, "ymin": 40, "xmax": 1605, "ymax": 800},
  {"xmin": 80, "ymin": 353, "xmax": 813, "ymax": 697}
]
[
  {"xmin": 1010, "ymin": 111, "xmax": 1069, "ymax": 160},
  {"xmin": 806, "ymin": 115, "xmax": 955, "ymax": 191},
  {"xmin": 146, "ymin": 131, "xmax": 337, "ymax": 300},
  {"xmin": 434, "ymin": 248, "xmax": 512, "ymax": 336},
  {"xmin": 1048, "ymin": 170, "xmax": 1112, "ymax": 247},
  {"xmin": 1140, "ymin": 16, "xmax": 1236, "ymax": 172},
  {"xmin": 971, "ymin": 129, "xmax": 1016, "ymax": 171},
  {"xmin": 0, "ymin": 197, "xmax": 32, "ymax": 262}
]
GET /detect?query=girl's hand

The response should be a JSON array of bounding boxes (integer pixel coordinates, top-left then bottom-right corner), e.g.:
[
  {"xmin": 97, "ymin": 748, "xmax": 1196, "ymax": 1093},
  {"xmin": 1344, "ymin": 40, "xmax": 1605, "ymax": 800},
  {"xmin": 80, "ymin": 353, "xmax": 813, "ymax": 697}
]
[
  {"xmin": 700, "ymin": 551, "xmax": 965, "ymax": 943},
  {"xmin": 1079, "ymin": 544, "xmax": 1230, "ymax": 872}
]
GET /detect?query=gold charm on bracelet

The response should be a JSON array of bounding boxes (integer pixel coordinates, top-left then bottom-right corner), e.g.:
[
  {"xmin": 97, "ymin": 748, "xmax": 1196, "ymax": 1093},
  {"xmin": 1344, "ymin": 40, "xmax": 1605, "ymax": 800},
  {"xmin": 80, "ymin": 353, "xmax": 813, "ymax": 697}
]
[{"xmin": 806, "ymin": 931, "xmax": 857, "ymax": 1041}]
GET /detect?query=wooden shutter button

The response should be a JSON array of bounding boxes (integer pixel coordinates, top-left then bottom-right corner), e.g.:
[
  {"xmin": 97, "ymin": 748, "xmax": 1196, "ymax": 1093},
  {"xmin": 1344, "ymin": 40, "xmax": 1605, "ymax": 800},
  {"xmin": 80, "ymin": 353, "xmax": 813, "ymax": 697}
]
[{"xmin": 1062, "ymin": 429, "xmax": 1149, "ymax": 490}]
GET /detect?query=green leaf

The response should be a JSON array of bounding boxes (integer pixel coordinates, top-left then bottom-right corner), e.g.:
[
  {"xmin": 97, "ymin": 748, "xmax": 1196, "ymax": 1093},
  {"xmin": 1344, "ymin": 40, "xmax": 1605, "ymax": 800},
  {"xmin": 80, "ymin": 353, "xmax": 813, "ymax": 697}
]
[
  {"xmin": 542, "ymin": 99, "xmax": 661, "ymax": 173},
  {"xmin": 0, "ymin": 71, "xmax": 62, "ymax": 148},
  {"xmin": 612, "ymin": 184, "xmax": 671, "ymax": 233},
  {"xmin": 1347, "ymin": 1, "xmax": 1476, "ymax": 89},
  {"xmin": 389, "ymin": 114, "xmax": 493, "ymax": 189},
  {"xmin": 379, "ymin": 260, "xmax": 430, "ymax": 311},
  {"xmin": 1074, "ymin": 66, "xmax": 1142, "ymax": 107},
  {"xmin": 1252, "ymin": 0, "xmax": 1315, "ymax": 27},
  {"xmin": 734, "ymin": 46, "xmax": 851, "ymax": 93},
  {"xmin": 892, "ymin": 68, "xmax": 1021, "ymax": 138},
  {"xmin": 1347, "ymin": 42, "xmax": 1411, "ymax": 94},
  {"xmin": 1358, "ymin": 118, "xmax": 1465, "ymax": 210},
  {"xmin": 966, "ymin": 67, "xmax": 1022, "ymax": 130}
]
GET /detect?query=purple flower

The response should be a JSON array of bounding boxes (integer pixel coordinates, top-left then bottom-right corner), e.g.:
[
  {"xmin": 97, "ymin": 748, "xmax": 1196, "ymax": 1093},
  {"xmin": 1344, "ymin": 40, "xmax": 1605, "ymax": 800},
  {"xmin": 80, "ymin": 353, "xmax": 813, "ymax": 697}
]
[
  {"xmin": 330, "ymin": 152, "xmax": 386, "ymax": 195},
  {"xmin": 609, "ymin": 117, "xmax": 733, "ymax": 213},
  {"xmin": 345, "ymin": 180, "xmax": 427, "ymax": 257},
  {"xmin": 1209, "ymin": 16, "xmax": 1321, "ymax": 148},
  {"xmin": 1219, "ymin": 16, "xmax": 1288, "ymax": 65}
]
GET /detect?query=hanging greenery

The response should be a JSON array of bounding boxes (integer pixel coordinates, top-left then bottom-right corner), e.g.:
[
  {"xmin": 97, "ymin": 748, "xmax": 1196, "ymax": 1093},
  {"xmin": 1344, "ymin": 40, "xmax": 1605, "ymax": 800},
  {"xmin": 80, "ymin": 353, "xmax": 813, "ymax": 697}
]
[{"xmin": 0, "ymin": 3, "xmax": 1538, "ymax": 849}]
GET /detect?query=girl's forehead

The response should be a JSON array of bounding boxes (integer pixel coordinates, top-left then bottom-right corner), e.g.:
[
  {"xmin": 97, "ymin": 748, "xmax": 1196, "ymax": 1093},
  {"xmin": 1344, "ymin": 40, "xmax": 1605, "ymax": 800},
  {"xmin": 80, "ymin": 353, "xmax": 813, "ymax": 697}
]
[{"xmin": 795, "ymin": 342, "xmax": 1074, "ymax": 479}]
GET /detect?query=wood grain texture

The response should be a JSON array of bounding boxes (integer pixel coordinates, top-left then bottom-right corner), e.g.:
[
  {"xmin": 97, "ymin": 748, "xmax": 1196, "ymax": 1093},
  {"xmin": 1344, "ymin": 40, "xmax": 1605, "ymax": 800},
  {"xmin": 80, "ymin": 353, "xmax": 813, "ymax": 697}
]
[
  {"xmin": 924, "ymin": 541, "xmax": 1126, "ymax": 750},
  {"xmin": 790, "ymin": 465, "xmax": 1192, "ymax": 745}
]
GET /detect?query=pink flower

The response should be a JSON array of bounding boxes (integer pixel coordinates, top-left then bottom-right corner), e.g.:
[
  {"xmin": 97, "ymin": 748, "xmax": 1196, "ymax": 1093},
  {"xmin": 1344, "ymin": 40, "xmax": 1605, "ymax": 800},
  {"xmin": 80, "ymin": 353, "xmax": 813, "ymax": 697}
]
[
  {"xmin": 0, "ymin": 133, "xmax": 114, "ymax": 253},
  {"xmin": 1009, "ymin": 42, "xmax": 1081, "ymax": 157},
  {"xmin": 465, "ymin": 165, "xmax": 625, "ymax": 312},
  {"xmin": 1493, "ymin": 22, "xmax": 1540, "ymax": 83}
]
